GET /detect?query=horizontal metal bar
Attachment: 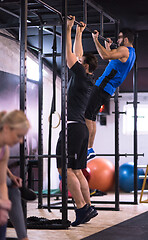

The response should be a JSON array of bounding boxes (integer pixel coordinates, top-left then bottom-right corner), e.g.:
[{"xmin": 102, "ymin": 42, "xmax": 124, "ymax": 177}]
[
  {"xmin": 43, "ymin": 27, "xmax": 61, "ymax": 37},
  {"xmin": 119, "ymin": 201, "xmax": 137, "ymax": 205},
  {"xmin": 35, "ymin": 0, "xmax": 117, "ymax": 47},
  {"xmin": 9, "ymin": 154, "xmax": 77, "ymax": 159},
  {"xmin": 0, "ymin": 22, "xmax": 61, "ymax": 29},
  {"xmin": 41, "ymin": 204, "xmax": 117, "ymax": 211},
  {"xmin": 95, "ymin": 153, "xmax": 144, "ymax": 157},
  {"xmin": 137, "ymin": 165, "xmax": 147, "ymax": 168},
  {"xmin": 42, "ymin": 53, "xmax": 61, "ymax": 57},
  {"xmin": 9, "ymin": 152, "xmax": 144, "ymax": 159},
  {"xmin": 28, "ymin": 44, "xmax": 41, "ymax": 51},
  {"xmin": 9, "ymin": 154, "xmax": 57, "ymax": 159},
  {"xmin": 139, "ymin": 175, "xmax": 148, "ymax": 179},
  {"xmin": 91, "ymin": 200, "xmax": 137, "ymax": 205},
  {"xmin": 126, "ymin": 101, "xmax": 140, "ymax": 104},
  {"xmin": 67, "ymin": 15, "xmax": 117, "ymax": 47},
  {"xmin": 112, "ymin": 111, "xmax": 126, "ymax": 114},
  {"xmin": 42, "ymin": 199, "xmax": 137, "ymax": 208}
]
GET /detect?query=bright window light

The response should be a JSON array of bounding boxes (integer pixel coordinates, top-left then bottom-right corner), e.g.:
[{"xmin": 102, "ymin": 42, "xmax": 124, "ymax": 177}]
[
  {"xmin": 123, "ymin": 104, "xmax": 148, "ymax": 135},
  {"xmin": 27, "ymin": 56, "xmax": 47, "ymax": 81}
]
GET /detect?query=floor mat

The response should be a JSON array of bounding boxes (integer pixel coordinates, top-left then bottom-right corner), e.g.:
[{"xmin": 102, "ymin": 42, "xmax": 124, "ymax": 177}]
[{"xmin": 81, "ymin": 211, "xmax": 148, "ymax": 240}]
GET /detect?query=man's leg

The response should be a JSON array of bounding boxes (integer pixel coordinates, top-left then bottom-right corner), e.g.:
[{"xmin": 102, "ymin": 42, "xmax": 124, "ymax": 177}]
[
  {"xmin": 59, "ymin": 168, "xmax": 86, "ymax": 209},
  {"xmin": 73, "ymin": 169, "xmax": 91, "ymax": 205},
  {"xmin": 72, "ymin": 169, "xmax": 98, "ymax": 224},
  {"xmin": 85, "ymin": 119, "xmax": 96, "ymax": 149},
  {"xmin": 59, "ymin": 168, "xmax": 97, "ymax": 226}
]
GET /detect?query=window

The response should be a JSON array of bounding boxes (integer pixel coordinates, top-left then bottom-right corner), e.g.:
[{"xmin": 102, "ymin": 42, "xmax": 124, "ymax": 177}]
[
  {"xmin": 123, "ymin": 104, "xmax": 148, "ymax": 134},
  {"xmin": 27, "ymin": 56, "xmax": 47, "ymax": 81}
]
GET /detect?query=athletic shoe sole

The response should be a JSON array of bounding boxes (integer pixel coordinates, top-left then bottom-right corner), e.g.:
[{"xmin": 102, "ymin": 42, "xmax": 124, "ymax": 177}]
[
  {"xmin": 71, "ymin": 207, "xmax": 94, "ymax": 227},
  {"xmin": 87, "ymin": 153, "xmax": 96, "ymax": 160},
  {"xmin": 82, "ymin": 207, "xmax": 98, "ymax": 223}
]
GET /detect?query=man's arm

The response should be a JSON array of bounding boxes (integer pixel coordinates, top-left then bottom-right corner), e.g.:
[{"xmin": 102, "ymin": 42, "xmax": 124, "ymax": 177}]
[
  {"xmin": 92, "ymin": 31, "xmax": 129, "ymax": 61},
  {"xmin": 66, "ymin": 16, "xmax": 77, "ymax": 69},
  {"xmin": 73, "ymin": 22, "xmax": 86, "ymax": 60}
]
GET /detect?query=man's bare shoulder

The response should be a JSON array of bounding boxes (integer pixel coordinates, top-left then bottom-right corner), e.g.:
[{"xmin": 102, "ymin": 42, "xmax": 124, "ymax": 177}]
[{"xmin": 117, "ymin": 46, "xmax": 128, "ymax": 51}]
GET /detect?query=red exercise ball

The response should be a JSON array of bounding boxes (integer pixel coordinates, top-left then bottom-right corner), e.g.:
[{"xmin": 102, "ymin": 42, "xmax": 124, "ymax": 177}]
[
  {"xmin": 59, "ymin": 180, "xmax": 72, "ymax": 198},
  {"xmin": 87, "ymin": 158, "xmax": 115, "ymax": 192}
]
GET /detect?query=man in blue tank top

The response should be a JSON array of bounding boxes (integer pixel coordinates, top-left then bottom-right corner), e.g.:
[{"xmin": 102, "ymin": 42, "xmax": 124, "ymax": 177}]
[{"xmin": 85, "ymin": 28, "xmax": 136, "ymax": 159}]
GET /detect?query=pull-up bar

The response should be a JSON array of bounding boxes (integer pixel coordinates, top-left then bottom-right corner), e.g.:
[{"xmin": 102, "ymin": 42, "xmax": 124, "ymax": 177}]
[
  {"xmin": 67, "ymin": 15, "xmax": 117, "ymax": 47},
  {"xmin": 35, "ymin": 0, "xmax": 117, "ymax": 48}
]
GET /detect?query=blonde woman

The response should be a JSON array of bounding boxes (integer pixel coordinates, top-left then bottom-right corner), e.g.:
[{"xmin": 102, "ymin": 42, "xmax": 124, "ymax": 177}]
[{"xmin": 0, "ymin": 110, "xmax": 30, "ymax": 240}]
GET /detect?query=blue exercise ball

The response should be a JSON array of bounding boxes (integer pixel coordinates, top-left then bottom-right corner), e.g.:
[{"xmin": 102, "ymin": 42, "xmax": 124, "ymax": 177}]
[{"xmin": 119, "ymin": 162, "xmax": 144, "ymax": 193}]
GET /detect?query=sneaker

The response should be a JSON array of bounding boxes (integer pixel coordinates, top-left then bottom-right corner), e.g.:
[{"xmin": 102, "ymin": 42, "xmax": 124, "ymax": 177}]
[
  {"xmin": 71, "ymin": 204, "xmax": 94, "ymax": 227},
  {"xmin": 82, "ymin": 206, "xmax": 98, "ymax": 223},
  {"xmin": 87, "ymin": 148, "xmax": 96, "ymax": 160}
]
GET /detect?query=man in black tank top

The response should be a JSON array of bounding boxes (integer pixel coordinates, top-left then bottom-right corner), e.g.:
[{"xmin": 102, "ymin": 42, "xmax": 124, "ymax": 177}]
[{"xmin": 56, "ymin": 16, "xmax": 98, "ymax": 226}]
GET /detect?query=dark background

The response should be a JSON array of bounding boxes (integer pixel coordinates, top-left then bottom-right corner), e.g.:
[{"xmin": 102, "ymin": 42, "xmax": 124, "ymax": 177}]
[{"xmin": 0, "ymin": 0, "xmax": 148, "ymax": 93}]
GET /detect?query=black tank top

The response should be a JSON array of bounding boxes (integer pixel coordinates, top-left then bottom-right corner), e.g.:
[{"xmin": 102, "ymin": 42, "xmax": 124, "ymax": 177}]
[{"xmin": 67, "ymin": 61, "xmax": 95, "ymax": 124}]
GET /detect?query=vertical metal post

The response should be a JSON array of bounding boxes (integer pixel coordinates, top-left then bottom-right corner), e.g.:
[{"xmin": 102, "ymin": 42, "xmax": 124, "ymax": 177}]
[
  {"xmin": 100, "ymin": 11, "xmax": 104, "ymax": 37},
  {"xmin": 38, "ymin": 26, "xmax": 43, "ymax": 208},
  {"xmin": 83, "ymin": 0, "xmax": 87, "ymax": 24},
  {"xmin": 52, "ymin": 26, "xmax": 57, "ymax": 112},
  {"xmin": 114, "ymin": 21, "xmax": 120, "ymax": 211},
  {"xmin": 61, "ymin": 0, "xmax": 68, "ymax": 225},
  {"xmin": 19, "ymin": 0, "xmax": 28, "ymax": 219},
  {"xmin": 114, "ymin": 87, "xmax": 120, "ymax": 211},
  {"xmin": 133, "ymin": 33, "xmax": 138, "ymax": 204},
  {"xmin": 47, "ymin": 26, "xmax": 57, "ymax": 211},
  {"xmin": 47, "ymin": 102, "xmax": 52, "ymax": 211}
]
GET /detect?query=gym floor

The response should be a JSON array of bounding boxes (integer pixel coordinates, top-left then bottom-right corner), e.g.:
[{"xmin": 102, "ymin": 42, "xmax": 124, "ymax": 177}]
[{"xmin": 6, "ymin": 192, "xmax": 148, "ymax": 240}]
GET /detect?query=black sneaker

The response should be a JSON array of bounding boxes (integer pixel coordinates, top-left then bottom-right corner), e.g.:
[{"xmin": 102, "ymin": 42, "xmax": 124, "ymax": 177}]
[
  {"xmin": 71, "ymin": 204, "xmax": 94, "ymax": 227},
  {"xmin": 82, "ymin": 206, "xmax": 98, "ymax": 223}
]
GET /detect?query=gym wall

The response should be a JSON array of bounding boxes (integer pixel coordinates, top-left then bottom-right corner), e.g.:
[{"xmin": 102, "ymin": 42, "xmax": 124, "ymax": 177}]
[{"xmin": 0, "ymin": 29, "xmax": 61, "ymax": 190}]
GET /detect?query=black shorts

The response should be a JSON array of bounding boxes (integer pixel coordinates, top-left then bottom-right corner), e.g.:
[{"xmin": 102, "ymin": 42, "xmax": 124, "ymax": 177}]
[
  {"xmin": 85, "ymin": 85, "xmax": 111, "ymax": 121},
  {"xmin": 56, "ymin": 123, "xmax": 89, "ymax": 170}
]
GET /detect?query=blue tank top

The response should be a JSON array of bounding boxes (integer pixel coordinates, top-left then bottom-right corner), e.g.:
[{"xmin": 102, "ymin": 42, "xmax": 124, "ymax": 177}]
[{"xmin": 95, "ymin": 47, "xmax": 136, "ymax": 95}]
